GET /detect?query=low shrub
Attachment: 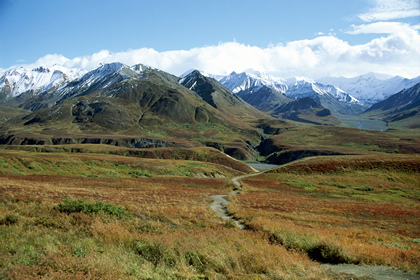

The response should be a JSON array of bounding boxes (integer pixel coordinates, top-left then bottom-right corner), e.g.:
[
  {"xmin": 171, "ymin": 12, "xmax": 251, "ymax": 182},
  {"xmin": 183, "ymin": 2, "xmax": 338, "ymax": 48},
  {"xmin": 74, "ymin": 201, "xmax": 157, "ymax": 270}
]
[
  {"xmin": 322, "ymin": 182, "xmax": 351, "ymax": 188},
  {"xmin": 54, "ymin": 197, "xmax": 131, "ymax": 219},
  {"xmin": 285, "ymin": 180, "xmax": 317, "ymax": 188},
  {"xmin": 306, "ymin": 243, "xmax": 350, "ymax": 264},
  {"xmin": 354, "ymin": 185, "xmax": 375, "ymax": 191},
  {"xmin": 0, "ymin": 214, "xmax": 19, "ymax": 225},
  {"xmin": 268, "ymin": 230, "xmax": 351, "ymax": 264},
  {"xmin": 184, "ymin": 251, "xmax": 209, "ymax": 274},
  {"xmin": 132, "ymin": 241, "xmax": 176, "ymax": 267},
  {"xmin": 128, "ymin": 170, "xmax": 153, "ymax": 178}
]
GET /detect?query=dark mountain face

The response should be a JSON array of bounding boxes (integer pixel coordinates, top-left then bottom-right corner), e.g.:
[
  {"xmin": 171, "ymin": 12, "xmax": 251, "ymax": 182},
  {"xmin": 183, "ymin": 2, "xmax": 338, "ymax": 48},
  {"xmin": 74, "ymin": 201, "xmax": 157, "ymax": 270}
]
[
  {"xmin": 236, "ymin": 85, "xmax": 291, "ymax": 112},
  {"xmin": 362, "ymin": 83, "xmax": 420, "ymax": 127},
  {"xmin": 270, "ymin": 97, "xmax": 340, "ymax": 125},
  {"xmin": 180, "ymin": 70, "xmax": 250, "ymax": 110},
  {"xmin": 180, "ymin": 70, "xmax": 219, "ymax": 108},
  {"xmin": 285, "ymin": 82, "xmax": 366, "ymax": 115},
  {"xmin": 17, "ymin": 68, "xmax": 222, "ymax": 132},
  {"xmin": 273, "ymin": 97, "xmax": 320, "ymax": 113},
  {"xmin": 179, "ymin": 70, "xmax": 270, "ymax": 122},
  {"xmin": 366, "ymin": 83, "xmax": 420, "ymax": 113}
]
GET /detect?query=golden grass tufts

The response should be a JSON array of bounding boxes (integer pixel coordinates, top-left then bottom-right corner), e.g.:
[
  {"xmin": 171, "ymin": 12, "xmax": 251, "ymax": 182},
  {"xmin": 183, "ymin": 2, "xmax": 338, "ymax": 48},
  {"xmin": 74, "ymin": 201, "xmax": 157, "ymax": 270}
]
[
  {"xmin": 1, "ymin": 150, "xmax": 419, "ymax": 278},
  {"xmin": 231, "ymin": 154, "xmax": 420, "ymax": 273}
]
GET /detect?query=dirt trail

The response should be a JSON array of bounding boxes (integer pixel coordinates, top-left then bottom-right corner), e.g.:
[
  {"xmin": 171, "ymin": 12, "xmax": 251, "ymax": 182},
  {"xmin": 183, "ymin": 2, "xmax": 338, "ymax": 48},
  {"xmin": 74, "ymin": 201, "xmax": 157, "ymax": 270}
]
[
  {"xmin": 210, "ymin": 157, "xmax": 316, "ymax": 228},
  {"xmin": 322, "ymin": 264, "xmax": 420, "ymax": 280},
  {"xmin": 209, "ymin": 192, "xmax": 245, "ymax": 229},
  {"xmin": 209, "ymin": 157, "xmax": 420, "ymax": 280},
  {"xmin": 209, "ymin": 166, "xmax": 266, "ymax": 229}
]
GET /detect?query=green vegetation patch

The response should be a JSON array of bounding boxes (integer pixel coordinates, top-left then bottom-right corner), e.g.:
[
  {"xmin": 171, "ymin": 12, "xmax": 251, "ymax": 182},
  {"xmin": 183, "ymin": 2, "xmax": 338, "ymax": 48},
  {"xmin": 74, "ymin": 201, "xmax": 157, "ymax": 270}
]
[
  {"xmin": 132, "ymin": 241, "xmax": 177, "ymax": 267},
  {"xmin": 285, "ymin": 180, "xmax": 317, "ymax": 191},
  {"xmin": 127, "ymin": 170, "xmax": 154, "ymax": 178},
  {"xmin": 54, "ymin": 197, "xmax": 131, "ymax": 219},
  {"xmin": 321, "ymin": 182, "xmax": 375, "ymax": 191},
  {"xmin": 354, "ymin": 185, "xmax": 375, "ymax": 192},
  {"xmin": 0, "ymin": 214, "xmax": 19, "ymax": 225}
]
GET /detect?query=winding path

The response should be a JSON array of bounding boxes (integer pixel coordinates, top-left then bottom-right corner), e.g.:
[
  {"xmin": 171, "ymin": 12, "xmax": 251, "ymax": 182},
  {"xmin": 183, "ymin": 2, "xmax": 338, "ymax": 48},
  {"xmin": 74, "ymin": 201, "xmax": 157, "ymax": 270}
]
[
  {"xmin": 209, "ymin": 163, "xmax": 277, "ymax": 229},
  {"xmin": 209, "ymin": 167, "xmax": 264, "ymax": 230},
  {"xmin": 209, "ymin": 191, "xmax": 245, "ymax": 229},
  {"xmin": 210, "ymin": 157, "xmax": 317, "ymax": 229}
]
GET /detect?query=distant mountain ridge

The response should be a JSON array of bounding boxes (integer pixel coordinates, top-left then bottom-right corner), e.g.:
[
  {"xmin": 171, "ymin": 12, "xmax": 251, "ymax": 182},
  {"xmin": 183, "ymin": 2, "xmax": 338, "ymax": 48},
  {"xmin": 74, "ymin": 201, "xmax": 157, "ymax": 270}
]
[
  {"xmin": 317, "ymin": 73, "xmax": 420, "ymax": 105},
  {"xmin": 218, "ymin": 72, "xmax": 367, "ymax": 116},
  {"xmin": 1, "ymin": 63, "xmax": 419, "ymax": 125},
  {"xmin": 362, "ymin": 82, "xmax": 420, "ymax": 128},
  {"xmin": 218, "ymin": 71, "xmax": 290, "ymax": 112},
  {"xmin": 283, "ymin": 78, "xmax": 366, "ymax": 115},
  {"xmin": 220, "ymin": 71, "xmax": 287, "ymax": 94}
]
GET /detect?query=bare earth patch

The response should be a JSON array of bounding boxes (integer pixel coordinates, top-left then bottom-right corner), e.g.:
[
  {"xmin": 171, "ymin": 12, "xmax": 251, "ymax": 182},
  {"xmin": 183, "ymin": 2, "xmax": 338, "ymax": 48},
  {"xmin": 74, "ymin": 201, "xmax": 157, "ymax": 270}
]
[{"xmin": 323, "ymin": 264, "xmax": 420, "ymax": 280}]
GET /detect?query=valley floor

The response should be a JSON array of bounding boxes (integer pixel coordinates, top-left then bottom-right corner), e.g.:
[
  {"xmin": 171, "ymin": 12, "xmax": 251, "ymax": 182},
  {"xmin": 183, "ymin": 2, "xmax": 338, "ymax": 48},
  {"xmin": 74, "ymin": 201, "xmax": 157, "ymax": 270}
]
[{"xmin": 0, "ymin": 147, "xmax": 419, "ymax": 279}]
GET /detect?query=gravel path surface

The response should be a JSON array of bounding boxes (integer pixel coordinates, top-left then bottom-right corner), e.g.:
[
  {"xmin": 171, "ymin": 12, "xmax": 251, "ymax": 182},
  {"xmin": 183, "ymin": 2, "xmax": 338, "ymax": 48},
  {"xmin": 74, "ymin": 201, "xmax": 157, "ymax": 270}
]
[
  {"xmin": 210, "ymin": 192, "xmax": 245, "ymax": 229},
  {"xmin": 323, "ymin": 264, "xmax": 420, "ymax": 280}
]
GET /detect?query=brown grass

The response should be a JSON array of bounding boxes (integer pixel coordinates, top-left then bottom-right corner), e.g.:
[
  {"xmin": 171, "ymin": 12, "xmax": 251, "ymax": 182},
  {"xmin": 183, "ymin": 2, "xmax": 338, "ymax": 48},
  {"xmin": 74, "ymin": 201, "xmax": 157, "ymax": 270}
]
[
  {"xmin": 0, "ymin": 172, "xmax": 328, "ymax": 279},
  {"xmin": 1, "ymin": 150, "xmax": 419, "ymax": 278},
  {"xmin": 265, "ymin": 126, "xmax": 420, "ymax": 155},
  {"xmin": 229, "ymin": 154, "xmax": 420, "ymax": 273}
]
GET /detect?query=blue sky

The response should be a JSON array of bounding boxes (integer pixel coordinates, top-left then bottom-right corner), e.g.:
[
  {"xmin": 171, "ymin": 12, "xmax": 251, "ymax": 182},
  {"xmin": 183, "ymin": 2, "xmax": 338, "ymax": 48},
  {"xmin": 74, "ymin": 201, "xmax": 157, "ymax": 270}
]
[{"xmin": 1, "ymin": 0, "xmax": 419, "ymax": 78}]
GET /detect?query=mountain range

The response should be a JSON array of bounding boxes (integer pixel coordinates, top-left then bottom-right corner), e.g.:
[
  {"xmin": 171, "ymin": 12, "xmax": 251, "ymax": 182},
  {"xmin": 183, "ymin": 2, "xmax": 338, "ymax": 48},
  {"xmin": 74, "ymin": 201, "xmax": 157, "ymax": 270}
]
[
  {"xmin": 318, "ymin": 73, "xmax": 420, "ymax": 105},
  {"xmin": 361, "ymin": 83, "xmax": 420, "ymax": 130},
  {"xmin": 0, "ymin": 62, "xmax": 419, "ymax": 158},
  {"xmin": 2, "ymin": 64, "xmax": 418, "ymax": 115},
  {"xmin": 0, "ymin": 63, "xmax": 295, "ymax": 160},
  {"xmin": 216, "ymin": 71, "xmax": 419, "ymax": 125}
]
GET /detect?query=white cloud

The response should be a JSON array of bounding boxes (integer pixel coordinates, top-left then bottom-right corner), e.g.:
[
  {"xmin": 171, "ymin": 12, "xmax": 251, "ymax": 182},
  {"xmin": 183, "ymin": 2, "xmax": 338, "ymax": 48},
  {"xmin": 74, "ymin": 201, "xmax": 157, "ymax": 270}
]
[
  {"xmin": 358, "ymin": 0, "xmax": 420, "ymax": 22},
  {"xmin": 33, "ymin": 54, "xmax": 70, "ymax": 67},
  {"xmin": 347, "ymin": 21, "xmax": 419, "ymax": 35},
  {"xmin": 26, "ymin": 30, "xmax": 420, "ymax": 80}
]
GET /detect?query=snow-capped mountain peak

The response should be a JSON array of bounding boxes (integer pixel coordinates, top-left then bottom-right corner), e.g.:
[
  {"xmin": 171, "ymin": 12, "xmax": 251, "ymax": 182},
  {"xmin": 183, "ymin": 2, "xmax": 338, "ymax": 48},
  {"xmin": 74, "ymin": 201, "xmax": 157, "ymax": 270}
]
[
  {"xmin": 219, "ymin": 71, "xmax": 287, "ymax": 94},
  {"xmin": 0, "ymin": 64, "xmax": 85, "ymax": 98},
  {"xmin": 130, "ymin": 63, "xmax": 151, "ymax": 74},
  {"xmin": 317, "ymin": 73, "xmax": 420, "ymax": 105},
  {"xmin": 283, "ymin": 78, "xmax": 362, "ymax": 105},
  {"xmin": 56, "ymin": 62, "xmax": 143, "ymax": 101},
  {"xmin": 286, "ymin": 76, "xmax": 315, "ymax": 86}
]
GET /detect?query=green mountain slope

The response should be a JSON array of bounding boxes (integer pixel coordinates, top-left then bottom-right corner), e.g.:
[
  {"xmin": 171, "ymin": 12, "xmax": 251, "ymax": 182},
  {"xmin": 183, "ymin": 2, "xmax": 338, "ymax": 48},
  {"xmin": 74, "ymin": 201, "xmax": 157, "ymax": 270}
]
[{"xmin": 0, "ymin": 67, "xmax": 292, "ymax": 159}]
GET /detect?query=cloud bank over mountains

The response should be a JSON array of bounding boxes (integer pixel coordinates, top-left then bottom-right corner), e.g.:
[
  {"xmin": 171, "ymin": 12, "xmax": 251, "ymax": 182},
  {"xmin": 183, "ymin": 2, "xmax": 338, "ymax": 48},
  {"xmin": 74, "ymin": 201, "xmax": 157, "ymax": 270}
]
[
  {"xmin": 26, "ymin": 31, "xmax": 419, "ymax": 79},
  {"xmin": 14, "ymin": 0, "xmax": 420, "ymax": 79}
]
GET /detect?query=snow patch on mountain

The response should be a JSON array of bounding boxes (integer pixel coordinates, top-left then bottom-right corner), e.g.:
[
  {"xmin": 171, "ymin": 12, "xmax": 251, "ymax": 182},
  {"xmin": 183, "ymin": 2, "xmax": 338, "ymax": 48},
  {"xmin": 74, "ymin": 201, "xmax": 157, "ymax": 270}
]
[
  {"xmin": 286, "ymin": 81, "xmax": 362, "ymax": 104},
  {"xmin": 0, "ymin": 62, "xmax": 155, "ymax": 101},
  {"xmin": 0, "ymin": 65, "xmax": 85, "ymax": 97},
  {"xmin": 318, "ymin": 73, "xmax": 420, "ymax": 105},
  {"xmin": 56, "ymin": 62, "xmax": 145, "ymax": 102},
  {"xmin": 130, "ymin": 63, "xmax": 150, "ymax": 75},
  {"xmin": 220, "ymin": 71, "xmax": 287, "ymax": 94},
  {"xmin": 219, "ymin": 72, "xmax": 362, "ymax": 105}
]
